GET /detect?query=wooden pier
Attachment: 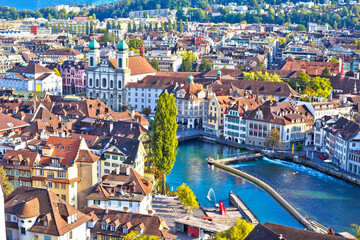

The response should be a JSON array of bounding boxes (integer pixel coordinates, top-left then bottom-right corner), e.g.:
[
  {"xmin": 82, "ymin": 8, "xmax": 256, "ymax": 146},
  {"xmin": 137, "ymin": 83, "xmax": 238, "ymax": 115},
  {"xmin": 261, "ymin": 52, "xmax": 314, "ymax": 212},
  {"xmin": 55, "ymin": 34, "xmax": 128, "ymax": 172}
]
[
  {"xmin": 207, "ymin": 152, "xmax": 263, "ymax": 164},
  {"xmin": 229, "ymin": 191, "xmax": 260, "ymax": 225}
]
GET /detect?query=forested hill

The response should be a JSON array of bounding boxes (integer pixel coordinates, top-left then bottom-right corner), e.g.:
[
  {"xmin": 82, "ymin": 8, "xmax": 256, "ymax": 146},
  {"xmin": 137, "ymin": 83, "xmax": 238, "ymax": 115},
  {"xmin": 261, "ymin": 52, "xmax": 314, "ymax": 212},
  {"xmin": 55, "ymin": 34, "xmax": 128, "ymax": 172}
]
[{"xmin": 0, "ymin": 0, "xmax": 359, "ymax": 29}]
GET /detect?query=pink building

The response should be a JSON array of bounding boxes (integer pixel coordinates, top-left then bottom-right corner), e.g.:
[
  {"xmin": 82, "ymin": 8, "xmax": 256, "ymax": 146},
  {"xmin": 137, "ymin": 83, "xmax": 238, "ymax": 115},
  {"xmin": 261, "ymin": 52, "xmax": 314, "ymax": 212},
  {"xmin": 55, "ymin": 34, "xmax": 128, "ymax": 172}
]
[{"xmin": 60, "ymin": 60, "xmax": 87, "ymax": 94}]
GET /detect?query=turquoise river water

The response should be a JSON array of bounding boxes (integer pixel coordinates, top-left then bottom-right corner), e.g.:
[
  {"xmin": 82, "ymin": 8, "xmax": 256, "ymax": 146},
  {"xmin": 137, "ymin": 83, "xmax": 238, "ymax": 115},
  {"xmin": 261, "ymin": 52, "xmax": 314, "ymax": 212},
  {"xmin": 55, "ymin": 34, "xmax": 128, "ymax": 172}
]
[{"xmin": 167, "ymin": 139, "xmax": 360, "ymax": 234}]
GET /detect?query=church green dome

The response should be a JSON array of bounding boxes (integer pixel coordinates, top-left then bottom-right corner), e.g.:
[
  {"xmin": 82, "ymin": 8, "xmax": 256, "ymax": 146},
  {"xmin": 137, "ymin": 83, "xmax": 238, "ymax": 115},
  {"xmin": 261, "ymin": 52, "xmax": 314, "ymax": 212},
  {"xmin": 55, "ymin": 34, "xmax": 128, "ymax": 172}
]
[
  {"xmin": 88, "ymin": 39, "xmax": 100, "ymax": 50},
  {"xmin": 117, "ymin": 40, "xmax": 129, "ymax": 51}
]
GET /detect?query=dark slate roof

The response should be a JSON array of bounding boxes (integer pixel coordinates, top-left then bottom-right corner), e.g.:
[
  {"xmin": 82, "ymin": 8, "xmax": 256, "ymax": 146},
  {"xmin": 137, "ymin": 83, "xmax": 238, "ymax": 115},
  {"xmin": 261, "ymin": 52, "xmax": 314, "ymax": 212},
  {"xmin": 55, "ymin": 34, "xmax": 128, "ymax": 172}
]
[
  {"xmin": 264, "ymin": 222, "xmax": 349, "ymax": 240},
  {"xmin": 245, "ymin": 224, "xmax": 281, "ymax": 240}
]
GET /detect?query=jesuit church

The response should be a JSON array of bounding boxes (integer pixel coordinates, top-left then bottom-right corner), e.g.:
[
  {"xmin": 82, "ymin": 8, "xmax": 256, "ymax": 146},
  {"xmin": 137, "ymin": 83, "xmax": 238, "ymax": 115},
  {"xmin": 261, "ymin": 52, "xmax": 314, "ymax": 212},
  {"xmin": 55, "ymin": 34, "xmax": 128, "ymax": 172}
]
[{"xmin": 86, "ymin": 38, "xmax": 157, "ymax": 111}]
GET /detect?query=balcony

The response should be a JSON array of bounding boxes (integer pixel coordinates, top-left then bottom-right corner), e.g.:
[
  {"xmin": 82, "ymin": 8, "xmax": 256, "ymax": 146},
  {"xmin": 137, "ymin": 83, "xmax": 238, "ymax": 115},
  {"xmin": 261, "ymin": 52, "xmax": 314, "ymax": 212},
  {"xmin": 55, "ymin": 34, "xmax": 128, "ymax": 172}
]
[{"xmin": 203, "ymin": 123, "xmax": 216, "ymax": 130}]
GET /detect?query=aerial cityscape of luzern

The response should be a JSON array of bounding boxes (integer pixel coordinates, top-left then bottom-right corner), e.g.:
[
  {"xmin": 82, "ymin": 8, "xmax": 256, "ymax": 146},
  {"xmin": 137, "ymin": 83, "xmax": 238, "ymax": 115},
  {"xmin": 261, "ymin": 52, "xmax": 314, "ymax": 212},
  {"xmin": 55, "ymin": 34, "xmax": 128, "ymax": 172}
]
[{"xmin": 1, "ymin": 0, "xmax": 360, "ymax": 240}]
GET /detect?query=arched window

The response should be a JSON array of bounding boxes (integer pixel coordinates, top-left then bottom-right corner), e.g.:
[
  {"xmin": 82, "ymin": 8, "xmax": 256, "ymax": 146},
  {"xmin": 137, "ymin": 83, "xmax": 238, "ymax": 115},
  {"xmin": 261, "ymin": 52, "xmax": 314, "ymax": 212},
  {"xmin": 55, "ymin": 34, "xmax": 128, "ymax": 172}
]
[
  {"xmin": 118, "ymin": 81, "xmax": 121, "ymax": 89},
  {"xmin": 110, "ymin": 80, "xmax": 113, "ymax": 88},
  {"xmin": 90, "ymin": 57, "xmax": 94, "ymax": 66},
  {"xmin": 89, "ymin": 78, "xmax": 92, "ymax": 87},
  {"xmin": 96, "ymin": 79, "xmax": 99, "ymax": 87},
  {"xmin": 102, "ymin": 78, "xmax": 107, "ymax": 88},
  {"xmin": 89, "ymin": 92, "xmax": 93, "ymax": 98},
  {"xmin": 118, "ymin": 58, "xmax": 122, "ymax": 68}
]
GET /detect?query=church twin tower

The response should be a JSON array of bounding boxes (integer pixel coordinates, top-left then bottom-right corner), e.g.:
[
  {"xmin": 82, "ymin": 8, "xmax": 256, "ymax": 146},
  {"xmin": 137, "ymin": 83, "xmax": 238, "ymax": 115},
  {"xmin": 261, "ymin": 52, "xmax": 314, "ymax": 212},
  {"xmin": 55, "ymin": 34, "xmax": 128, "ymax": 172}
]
[{"xmin": 86, "ymin": 38, "xmax": 130, "ymax": 111}]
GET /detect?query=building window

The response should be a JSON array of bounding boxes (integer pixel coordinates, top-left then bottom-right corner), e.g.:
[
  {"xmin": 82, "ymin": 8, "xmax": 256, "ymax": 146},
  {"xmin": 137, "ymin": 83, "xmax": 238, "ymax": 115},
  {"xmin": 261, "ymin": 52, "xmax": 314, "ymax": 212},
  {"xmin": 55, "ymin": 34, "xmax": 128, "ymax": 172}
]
[
  {"xmin": 96, "ymin": 79, "xmax": 99, "ymax": 87},
  {"xmin": 61, "ymin": 184, "xmax": 66, "ymax": 190},
  {"xmin": 110, "ymin": 80, "xmax": 113, "ymax": 88},
  {"xmin": 94, "ymin": 200, "xmax": 100, "ymax": 205},
  {"xmin": 57, "ymin": 172, "xmax": 66, "ymax": 178},
  {"xmin": 90, "ymin": 57, "xmax": 94, "ymax": 66},
  {"xmin": 102, "ymin": 78, "xmax": 107, "ymax": 87},
  {"xmin": 61, "ymin": 195, "xmax": 66, "ymax": 201},
  {"xmin": 20, "ymin": 227, "xmax": 26, "ymax": 235},
  {"xmin": 118, "ymin": 58, "xmax": 122, "ymax": 68}
]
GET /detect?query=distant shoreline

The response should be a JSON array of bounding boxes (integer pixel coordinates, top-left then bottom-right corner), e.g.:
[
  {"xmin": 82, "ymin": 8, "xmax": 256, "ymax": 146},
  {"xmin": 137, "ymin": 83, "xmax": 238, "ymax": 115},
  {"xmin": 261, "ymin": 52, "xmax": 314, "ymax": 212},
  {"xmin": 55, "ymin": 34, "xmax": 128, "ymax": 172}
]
[{"xmin": 0, "ymin": 0, "xmax": 115, "ymax": 11}]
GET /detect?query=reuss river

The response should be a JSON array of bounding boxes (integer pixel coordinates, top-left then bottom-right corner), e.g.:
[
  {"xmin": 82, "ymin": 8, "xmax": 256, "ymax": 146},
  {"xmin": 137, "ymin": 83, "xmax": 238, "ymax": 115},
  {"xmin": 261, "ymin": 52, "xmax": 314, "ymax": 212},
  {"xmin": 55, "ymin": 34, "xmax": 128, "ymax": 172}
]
[{"xmin": 167, "ymin": 139, "xmax": 360, "ymax": 234}]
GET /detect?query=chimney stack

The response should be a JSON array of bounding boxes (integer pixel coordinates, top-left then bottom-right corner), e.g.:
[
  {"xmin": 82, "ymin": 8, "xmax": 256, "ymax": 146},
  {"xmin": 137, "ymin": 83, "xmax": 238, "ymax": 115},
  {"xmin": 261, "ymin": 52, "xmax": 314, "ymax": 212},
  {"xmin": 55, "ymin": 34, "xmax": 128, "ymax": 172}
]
[{"xmin": 140, "ymin": 44, "xmax": 145, "ymax": 58}]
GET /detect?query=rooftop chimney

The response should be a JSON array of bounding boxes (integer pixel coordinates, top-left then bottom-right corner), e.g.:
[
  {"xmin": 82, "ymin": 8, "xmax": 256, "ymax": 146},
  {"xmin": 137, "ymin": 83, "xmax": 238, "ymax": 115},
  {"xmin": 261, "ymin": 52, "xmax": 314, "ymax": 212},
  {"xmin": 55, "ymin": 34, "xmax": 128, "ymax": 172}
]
[{"xmin": 140, "ymin": 44, "xmax": 145, "ymax": 58}]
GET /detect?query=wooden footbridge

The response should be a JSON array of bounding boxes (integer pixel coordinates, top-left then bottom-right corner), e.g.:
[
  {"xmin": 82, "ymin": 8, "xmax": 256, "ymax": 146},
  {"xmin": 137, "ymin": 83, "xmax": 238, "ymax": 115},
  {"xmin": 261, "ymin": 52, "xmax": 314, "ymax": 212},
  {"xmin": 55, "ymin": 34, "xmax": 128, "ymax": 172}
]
[{"xmin": 207, "ymin": 152, "xmax": 263, "ymax": 164}]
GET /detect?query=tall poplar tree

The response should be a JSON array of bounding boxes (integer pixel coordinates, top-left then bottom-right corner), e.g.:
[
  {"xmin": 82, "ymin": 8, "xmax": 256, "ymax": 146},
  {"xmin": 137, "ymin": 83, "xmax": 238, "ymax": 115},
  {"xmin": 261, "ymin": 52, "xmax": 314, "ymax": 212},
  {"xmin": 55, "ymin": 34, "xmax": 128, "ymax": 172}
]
[
  {"xmin": 179, "ymin": 19, "xmax": 183, "ymax": 32},
  {"xmin": 151, "ymin": 92, "xmax": 178, "ymax": 195}
]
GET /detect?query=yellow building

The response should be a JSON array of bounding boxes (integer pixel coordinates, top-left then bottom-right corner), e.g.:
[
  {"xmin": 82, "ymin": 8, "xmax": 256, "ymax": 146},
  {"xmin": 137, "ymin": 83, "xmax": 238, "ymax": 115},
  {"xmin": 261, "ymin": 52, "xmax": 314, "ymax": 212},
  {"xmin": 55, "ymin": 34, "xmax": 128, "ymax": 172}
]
[
  {"xmin": 203, "ymin": 95, "xmax": 235, "ymax": 138},
  {"xmin": 32, "ymin": 136, "xmax": 99, "ymax": 208}
]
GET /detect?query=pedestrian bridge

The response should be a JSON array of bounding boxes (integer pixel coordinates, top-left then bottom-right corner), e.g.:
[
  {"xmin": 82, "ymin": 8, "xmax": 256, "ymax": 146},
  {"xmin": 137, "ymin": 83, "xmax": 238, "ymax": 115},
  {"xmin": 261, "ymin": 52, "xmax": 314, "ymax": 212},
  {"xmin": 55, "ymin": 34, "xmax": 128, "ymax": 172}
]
[{"xmin": 207, "ymin": 152, "xmax": 263, "ymax": 164}]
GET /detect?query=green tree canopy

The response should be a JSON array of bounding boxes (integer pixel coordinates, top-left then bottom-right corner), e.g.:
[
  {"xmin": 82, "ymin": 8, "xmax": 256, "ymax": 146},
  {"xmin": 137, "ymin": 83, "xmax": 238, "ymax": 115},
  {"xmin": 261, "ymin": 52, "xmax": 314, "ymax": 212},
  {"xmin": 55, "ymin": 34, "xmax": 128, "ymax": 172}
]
[
  {"xmin": 243, "ymin": 72, "xmax": 282, "ymax": 82},
  {"xmin": 303, "ymin": 76, "xmax": 333, "ymax": 98},
  {"xmin": 0, "ymin": 166, "xmax": 14, "ymax": 195},
  {"xmin": 128, "ymin": 38, "xmax": 144, "ymax": 50},
  {"xmin": 177, "ymin": 183, "xmax": 199, "ymax": 215},
  {"xmin": 151, "ymin": 92, "xmax": 178, "ymax": 194},
  {"xmin": 297, "ymin": 24, "xmax": 307, "ymax": 31},
  {"xmin": 330, "ymin": 58, "xmax": 339, "ymax": 63},
  {"xmin": 264, "ymin": 128, "xmax": 281, "ymax": 151},
  {"xmin": 199, "ymin": 59, "xmax": 212, "ymax": 72},
  {"xmin": 321, "ymin": 66, "xmax": 331, "ymax": 77},
  {"xmin": 286, "ymin": 72, "xmax": 311, "ymax": 93},
  {"xmin": 295, "ymin": 144, "xmax": 304, "ymax": 155},
  {"xmin": 142, "ymin": 107, "xmax": 151, "ymax": 117},
  {"xmin": 150, "ymin": 58, "xmax": 160, "ymax": 71},
  {"xmin": 215, "ymin": 219, "xmax": 254, "ymax": 240}
]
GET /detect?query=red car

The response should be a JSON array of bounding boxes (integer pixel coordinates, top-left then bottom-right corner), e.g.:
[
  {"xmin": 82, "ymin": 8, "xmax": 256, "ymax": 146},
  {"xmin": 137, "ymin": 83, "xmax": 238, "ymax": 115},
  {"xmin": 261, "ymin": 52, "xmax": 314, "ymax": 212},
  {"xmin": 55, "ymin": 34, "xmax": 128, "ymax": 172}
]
[{"xmin": 318, "ymin": 154, "xmax": 328, "ymax": 160}]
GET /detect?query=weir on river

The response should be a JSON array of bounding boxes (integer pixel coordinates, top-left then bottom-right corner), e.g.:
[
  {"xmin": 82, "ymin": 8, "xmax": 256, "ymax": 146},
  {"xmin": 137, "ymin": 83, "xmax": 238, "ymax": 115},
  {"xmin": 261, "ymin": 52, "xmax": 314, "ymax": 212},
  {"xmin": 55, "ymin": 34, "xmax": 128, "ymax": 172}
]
[{"xmin": 167, "ymin": 139, "xmax": 360, "ymax": 234}]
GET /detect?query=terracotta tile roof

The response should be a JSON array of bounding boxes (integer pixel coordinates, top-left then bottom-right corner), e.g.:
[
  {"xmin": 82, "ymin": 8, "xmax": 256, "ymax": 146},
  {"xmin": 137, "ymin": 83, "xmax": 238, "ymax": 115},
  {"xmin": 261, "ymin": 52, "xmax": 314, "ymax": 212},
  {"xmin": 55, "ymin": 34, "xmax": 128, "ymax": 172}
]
[
  {"xmin": 52, "ymin": 99, "xmax": 113, "ymax": 119},
  {"xmin": 5, "ymin": 187, "xmax": 91, "ymax": 236},
  {"xmin": 244, "ymin": 101, "xmax": 314, "ymax": 126},
  {"xmin": 2, "ymin": 149, "xmax": 40, "ymax": 171},
  {"xmin": 109, "ymin": 56, "xmax": 157, "ymax": 76},
  {"xmin": 81, "ymin": 206, "xmax": 176, "ymax": 239},
  {"xmin": 71, "ymin": 133, "xmax": 99, "ymax": 148},
  {"xmin": 105, "ymin": 111, "xmax": 149, "ymax": 127},
  {"xmin": 280, "ymin": 57, "xmax": 339, "ymax": 76},
  {"xmin": 86, "ymin": 167, "xmax": 152, "ymax": 202},
  {"xmin": 41, "ymin": 49, "xmax": 83, "ymax": 56},
  {"xmin": 226, "ymin": 80, "xmax": 298, "ymax": 96},
  {"xmin": 126, "ymin": 75, "xmax": 187, "ymax": 89},
  {"xmin": 0, "ymin": 112, "xmax": 29, "ymax": 132},
  {"xmin": 7, "ymin": 63, "xmax": 53, "ymax": 74}
]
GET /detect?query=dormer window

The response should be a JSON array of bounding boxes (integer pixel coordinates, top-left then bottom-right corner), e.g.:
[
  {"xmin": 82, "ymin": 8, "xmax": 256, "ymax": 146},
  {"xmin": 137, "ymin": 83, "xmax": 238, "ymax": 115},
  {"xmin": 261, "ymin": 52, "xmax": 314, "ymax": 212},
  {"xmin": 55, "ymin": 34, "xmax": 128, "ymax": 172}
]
[
  {"xmin": 101, "ymin": 224, "xmax": 108, "ymax": 230},
  {"xmin": 123, "ymin": 227, "xmax": 128, "ymax": 234},
  {"xmin": 110, "ymin": 226, "xmax": 116, "ymax": 231}
]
